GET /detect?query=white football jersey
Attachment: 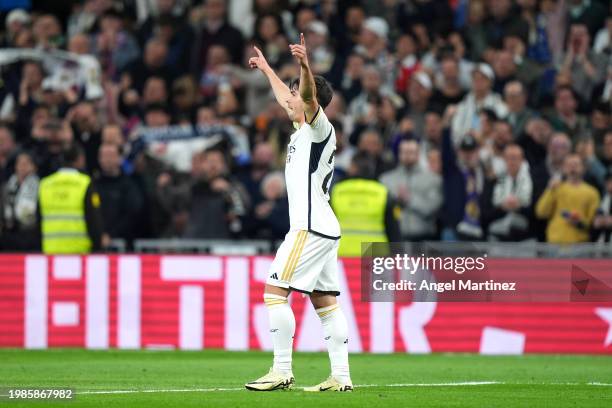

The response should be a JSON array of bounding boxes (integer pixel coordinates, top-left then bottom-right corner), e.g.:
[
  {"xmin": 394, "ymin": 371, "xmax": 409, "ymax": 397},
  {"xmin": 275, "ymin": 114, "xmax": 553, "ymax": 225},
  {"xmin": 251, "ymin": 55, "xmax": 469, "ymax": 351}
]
[{"xmin": 285, "ymin": 107, "xmax": 341, "ymax": 239}]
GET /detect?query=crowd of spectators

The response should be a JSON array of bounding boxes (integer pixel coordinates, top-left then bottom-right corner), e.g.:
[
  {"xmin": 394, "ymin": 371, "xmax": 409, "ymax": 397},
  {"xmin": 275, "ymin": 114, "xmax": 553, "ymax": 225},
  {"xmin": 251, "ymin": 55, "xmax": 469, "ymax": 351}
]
[{"xmin": 0, "ymin": 0, "xmax": 610, "ymax": 251}]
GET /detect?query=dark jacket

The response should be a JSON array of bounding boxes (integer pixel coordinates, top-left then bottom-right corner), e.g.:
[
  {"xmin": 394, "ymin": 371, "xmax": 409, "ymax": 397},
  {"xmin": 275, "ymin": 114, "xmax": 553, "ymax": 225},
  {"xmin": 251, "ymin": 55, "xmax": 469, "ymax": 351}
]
[{"xmin": 95, "ymin": 172, "xmax": 144, "ymax": 241}]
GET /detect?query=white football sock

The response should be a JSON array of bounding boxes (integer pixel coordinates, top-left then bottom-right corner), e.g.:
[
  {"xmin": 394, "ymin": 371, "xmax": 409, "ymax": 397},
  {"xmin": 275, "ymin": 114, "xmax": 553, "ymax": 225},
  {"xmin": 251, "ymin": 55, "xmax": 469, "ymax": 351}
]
[
  {"xmin": 264, "ymin": 294, "xmax": 295, "ymax": 375},
  {"xmin": 316, "ymin": 304, "xmax": 351, "ymax": 384}
]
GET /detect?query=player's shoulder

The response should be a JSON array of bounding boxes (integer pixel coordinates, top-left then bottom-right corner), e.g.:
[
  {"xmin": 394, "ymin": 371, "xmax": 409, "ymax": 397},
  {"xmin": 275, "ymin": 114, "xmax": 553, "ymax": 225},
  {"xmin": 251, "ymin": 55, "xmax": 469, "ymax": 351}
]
[{"xmin": 307, "ymin": 107, "xmax": 335, "ymax": 140}]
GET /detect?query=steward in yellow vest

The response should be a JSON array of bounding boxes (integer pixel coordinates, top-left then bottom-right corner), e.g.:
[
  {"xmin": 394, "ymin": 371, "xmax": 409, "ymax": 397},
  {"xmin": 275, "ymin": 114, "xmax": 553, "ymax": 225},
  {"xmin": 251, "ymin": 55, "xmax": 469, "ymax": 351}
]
[
  {"xmin": 38, "ymin": 145, "xmax": 104, "ymax": 254},
  {"xmin": 331, "ymin": 152, "xmax": 400, "ymax": 256}
]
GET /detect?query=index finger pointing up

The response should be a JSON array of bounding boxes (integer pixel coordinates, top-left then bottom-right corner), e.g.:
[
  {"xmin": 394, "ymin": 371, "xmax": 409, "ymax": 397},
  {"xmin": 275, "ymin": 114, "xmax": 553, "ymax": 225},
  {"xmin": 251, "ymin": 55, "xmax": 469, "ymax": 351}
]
[{"xmin": 300, "ymin": 32, "xmax": 305, "ymax": 46}]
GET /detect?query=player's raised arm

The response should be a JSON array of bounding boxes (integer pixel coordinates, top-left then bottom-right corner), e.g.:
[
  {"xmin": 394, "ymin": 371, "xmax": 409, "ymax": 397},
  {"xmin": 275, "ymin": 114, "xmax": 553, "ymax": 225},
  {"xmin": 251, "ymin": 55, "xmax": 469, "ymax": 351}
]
[
  {"xmin": 249, "ymin": 46, "xmax": 292, "ymax": 115},
  {"xmin": 290, "ymin": 33, "xmax": 319, "ymax": 123}
]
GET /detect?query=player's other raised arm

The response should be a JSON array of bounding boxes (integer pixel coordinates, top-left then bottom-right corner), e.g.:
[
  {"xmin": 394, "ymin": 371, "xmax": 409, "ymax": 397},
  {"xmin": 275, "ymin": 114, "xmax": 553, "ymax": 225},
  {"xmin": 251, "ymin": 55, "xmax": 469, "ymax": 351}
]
[
  {"xmin": 249, "ymin": 46, "xmax": 292, "ymax": 115},
  {"xmin": 290, "ymin": 33, "xmax": 319, "ymax": 123}
]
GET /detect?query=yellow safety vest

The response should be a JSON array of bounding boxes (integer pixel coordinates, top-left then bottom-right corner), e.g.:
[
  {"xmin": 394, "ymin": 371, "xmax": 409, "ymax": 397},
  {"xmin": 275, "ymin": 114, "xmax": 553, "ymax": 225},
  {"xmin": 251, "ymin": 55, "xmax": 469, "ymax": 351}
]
[
  {"xmin": 331, "ymin": 178, "xmax": 388, "ymax": 257},
  {"xmin": 39, "ymin": 170, "xmax": 92, "ymax": 254}
]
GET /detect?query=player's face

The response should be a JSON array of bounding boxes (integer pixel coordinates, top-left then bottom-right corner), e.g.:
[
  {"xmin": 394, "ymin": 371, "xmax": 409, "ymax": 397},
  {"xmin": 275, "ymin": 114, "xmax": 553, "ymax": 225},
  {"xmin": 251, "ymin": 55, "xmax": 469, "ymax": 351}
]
[{"xmin": 286, "ymin": 88, "xmax": 304, "ymax": 122}]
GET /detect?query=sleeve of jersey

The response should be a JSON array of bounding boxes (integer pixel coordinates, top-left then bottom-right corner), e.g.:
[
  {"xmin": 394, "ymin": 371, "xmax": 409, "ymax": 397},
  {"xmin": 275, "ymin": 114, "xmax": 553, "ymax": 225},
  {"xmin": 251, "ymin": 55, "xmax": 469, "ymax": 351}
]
[{"xmin": 307, "ymin": 106, "xmax": 332, "ymax": 142}]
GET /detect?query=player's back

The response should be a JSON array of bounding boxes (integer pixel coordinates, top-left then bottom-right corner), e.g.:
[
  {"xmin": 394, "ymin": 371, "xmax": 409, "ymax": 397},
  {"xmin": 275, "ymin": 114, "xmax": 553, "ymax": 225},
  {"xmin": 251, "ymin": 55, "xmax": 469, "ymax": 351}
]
[{"xmin": 285, "ymin": 107, "xmax": 340, "ymax": 239}]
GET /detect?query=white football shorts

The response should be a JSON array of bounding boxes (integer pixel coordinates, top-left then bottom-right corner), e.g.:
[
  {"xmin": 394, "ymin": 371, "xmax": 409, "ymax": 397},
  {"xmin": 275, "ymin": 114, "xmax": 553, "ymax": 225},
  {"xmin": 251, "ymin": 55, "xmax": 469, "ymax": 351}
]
[{"xmin": 266, "ymin": 229, "xmax": 341, "ymax": 295}]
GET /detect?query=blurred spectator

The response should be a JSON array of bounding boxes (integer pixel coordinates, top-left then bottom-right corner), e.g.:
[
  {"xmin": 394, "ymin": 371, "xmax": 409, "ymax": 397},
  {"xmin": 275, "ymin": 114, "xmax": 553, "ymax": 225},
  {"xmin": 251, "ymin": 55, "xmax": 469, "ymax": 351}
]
[
  {"xmin": 593, "ymin": 16, "xmax": 612, "ymax": 55},
  {"xmin": 567, "ymin": 0, "xmax": 608, "ymax": 37},
  {"xmin": 517, "ymin": 117, "xmax": 552, "ymax": 167},
  {"xmin": 0, "ymin": 125, "xmax": 18, "ymax": 181},
  {"xmin": 560, "ymin": 23, "xmax": 608, "ymax": 101},
  {"xmin": 393, "ymin": 33, "xmax": 421, "ymax": 96},
  {"xmin": 575, "ymin": 137, "xmax": 607, "ymax": 189},
  {"xmin": 305, "ymin": 21, "xmax": 334, "ymax": 76},
  {"xmin": 546, "ymin": 85, "xmax": 589, "ymax": 141},
  {"xmin": 17, "ymin": 61, "xmax": 44, "ymax": 115},
  {"xmin": 68, "ymin": 101, "xmax": 102, "ymax": 174},
  {"xmin": 591, "ymin": 102, "xmax": 610, "ymax": 152},
  {"xmin": 482, "ymin": 144, "xmax": 533, "ymax": 241},
  {"xmin": 193, "ymin": 0, "xmax": 245, "ymax": 70},
  {"xmin": 463, "ymin": 0, "xmax": 488, "ymax": 61},
  {"xmin": 517, "ymin": 0, "xmax": 553, "ymax": 64},
  {"xmin": 125, "ymin": 37, "xmax": 176, "ymax": 93},
  {"xmin": 199, "ymin": 44, "xmax": 232, "ymax": 99},
  {"xmin": 138, "ymin": 10, "xmax": 193, "ymax": 72},
  {"xmin": 442, "ymin": 107, "xmax": 486, "ymax": 241},
  {"xmin": 334, "ymin": 3, "xmax": 365, "ymax": 58},
  {"xmin": 592, "ymin": 66, "xmax": 612, "ymax": 106},
  {"xmin": 355, "ymin": 128, "xmax": 394, "ymax": 178},
  {"xmin": 451, "ymin": 63, "xmax": 508, "ymax": 146},
  {"xmin": 492, "ymin": 49, "xmax": 520, "ymax": 93},
  {"xmin": 183, "ymin": 149, "xmax": 249, "ymax": 238},
  {"xmin": 95, "ymin": 143, "xmax": 144, "ymax": 245},
  {"xmin": 480, "ymin": 118, "xmax": 515, "ymax": 178},
  {"xmin": 332, "ymin": 119, "xmax": 355, "ymax": 179},
  {"xmin": 592, "ymin": 172, "xmax": 612, "ymax": 244},
  {"xmin": 484, "ymin": 0, "xmax": 529, "ymax": 48},
  {"xmin": 380, "ymin": 139, "xmax": 442, "ymax": 241},
  {"xmin": 249, "ymin": 171, "xmax": 289, "ymax": 240},
  {"xmin": 532, "ymin": 132, "xmax": 572, "ymax": 200},
  {"xmin": 170, "ymin": 75, "xmax": 202, "ymax": 120},
  {"xmin": 67, "ymin": 0, "xmax": 112, "ymax": 37},
  {"xmin": 403, "ymin": 72, "xmax": 433, "ymax": 137},
  {"xmin": 427, "ymin": 148, "xmax": 442, "ymax": 175},
  {"xmin": 504, "ymin": 80, "xmax": 535, "ymax": 137},
  {"xmin": 143, "ymin": 76, "xmax": 168, "ymax": 106},
  {"xmin": 101, "ymin": 124, "xmax": 124, "ymax": 146},
  {"xmin": 339, "ymin": 53, "xmax": 365, "ymax": 104},
  {"xmin": 354, "ymin": 17, "xmax": 393, "ymax": 87},
  {"xmin": 2, "ymin": 9, "xmax": 31, "ymax": 48},
  {"xmin": 536, "ymin": 154, "xmax": 600, "ymax": 243},
  {"xmin": 28, "ymin": 118, "xmax": 74, "ymax": 177},
  {"xmin": 418, "ymin": 111, "xmax": 444, "ymax": 166},
  {"xmin": 540, "ymin": 0, "xmax": 569, "ymax": 64},
  {"xmin": 32, "ymin": 14, "xmax": 63, "ymax": 49},
  {"xmin": 348, "ymin": 64, "xmax": 384, "ymax": 131},
  {"xmin": 239, "ymin": 141, "xmax": 274, "ymax": 230},
  {"xmin": 92, "ymin": 9, "xmax": 140, "ymax": 80},
  {"xmin": 0, "ymin": 152, "xmax": 39, "ymax": 250},
  {"xmin": 38, "ymin": 144, "xmax": 106, "ymax": 254},
  {"xmin": 430, "ymin": 53, "xmax": 466, "ymax": 112},
  {"xmin": 331, "ymin": 152, "xmax": 400, "ymax": 256},
  {"xmin": 601, "ymin": 131, "xmax": 612, "ymax": 175}
]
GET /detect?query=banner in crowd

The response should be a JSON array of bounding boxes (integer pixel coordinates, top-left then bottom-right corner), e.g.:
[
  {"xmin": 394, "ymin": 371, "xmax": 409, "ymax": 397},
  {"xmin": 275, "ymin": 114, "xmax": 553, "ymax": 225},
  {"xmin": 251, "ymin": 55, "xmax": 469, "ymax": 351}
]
[
  {"xmin": 0, "ymin": 254, "xmax": 611, "ymax": 354},
  {"xmin": 0, "ymin": 48, "xmax": 103, "ymax": 100}
]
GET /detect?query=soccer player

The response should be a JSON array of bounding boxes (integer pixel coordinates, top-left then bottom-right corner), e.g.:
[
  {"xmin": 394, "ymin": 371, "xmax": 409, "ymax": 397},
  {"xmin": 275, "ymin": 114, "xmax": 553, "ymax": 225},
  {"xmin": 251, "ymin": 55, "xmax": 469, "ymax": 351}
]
[{"xmin": 244, "ymin": 34, "xmax": 353, "ymax": 392}]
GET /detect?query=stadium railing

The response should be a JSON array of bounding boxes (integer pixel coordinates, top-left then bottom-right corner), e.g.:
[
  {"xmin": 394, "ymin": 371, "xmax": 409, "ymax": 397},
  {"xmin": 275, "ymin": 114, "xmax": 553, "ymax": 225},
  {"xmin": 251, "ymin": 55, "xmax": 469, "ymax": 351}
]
[
  {"xmin": 127, "ymin": 239, "xmax": 612, "ymax": 258},
  {"xmin": 133, "ymin": 239, "xmax": 275, "ymax": 255}
]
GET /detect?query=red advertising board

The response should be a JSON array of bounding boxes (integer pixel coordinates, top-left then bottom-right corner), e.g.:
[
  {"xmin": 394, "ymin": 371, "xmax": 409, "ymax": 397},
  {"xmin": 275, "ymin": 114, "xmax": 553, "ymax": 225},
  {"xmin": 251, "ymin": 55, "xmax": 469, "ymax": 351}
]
[{"xmin": 0, "ymin": 254, "xmax": 611, "ymax": 354}]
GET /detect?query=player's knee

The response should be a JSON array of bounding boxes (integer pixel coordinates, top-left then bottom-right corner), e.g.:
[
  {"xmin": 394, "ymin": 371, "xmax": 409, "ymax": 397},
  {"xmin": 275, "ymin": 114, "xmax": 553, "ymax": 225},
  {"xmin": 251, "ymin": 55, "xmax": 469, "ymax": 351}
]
[
  {"xmin": 263, "ymin": 293, "xmax": 288, "ymax": 307},
  {"xmin": 310, "ymin": 293, "xmax": 337, "ymax": 309}
]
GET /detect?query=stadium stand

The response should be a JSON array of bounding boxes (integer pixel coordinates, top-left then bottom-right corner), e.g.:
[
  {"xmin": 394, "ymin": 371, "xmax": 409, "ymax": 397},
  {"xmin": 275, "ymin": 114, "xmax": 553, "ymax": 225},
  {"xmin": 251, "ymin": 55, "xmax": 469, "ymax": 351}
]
[{"xmin": 0, "ymin": 0, "xmax": 610, "ymax": 252}]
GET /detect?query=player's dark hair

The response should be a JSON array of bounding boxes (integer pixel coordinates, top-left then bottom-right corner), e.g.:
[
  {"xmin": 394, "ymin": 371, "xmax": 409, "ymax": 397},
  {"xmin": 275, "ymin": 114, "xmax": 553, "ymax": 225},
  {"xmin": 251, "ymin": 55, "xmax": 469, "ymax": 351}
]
[{"xmin": 289, "ymin": 75, "xmax": 333, "ymax": 109}]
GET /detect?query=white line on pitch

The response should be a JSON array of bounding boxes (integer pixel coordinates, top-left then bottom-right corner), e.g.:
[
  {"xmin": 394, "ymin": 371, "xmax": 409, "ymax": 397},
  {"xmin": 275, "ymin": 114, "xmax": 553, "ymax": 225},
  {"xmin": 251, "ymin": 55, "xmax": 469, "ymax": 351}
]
[{"xmin": 76, "ymin": 381, "xmax": 612, "ymax": 395}]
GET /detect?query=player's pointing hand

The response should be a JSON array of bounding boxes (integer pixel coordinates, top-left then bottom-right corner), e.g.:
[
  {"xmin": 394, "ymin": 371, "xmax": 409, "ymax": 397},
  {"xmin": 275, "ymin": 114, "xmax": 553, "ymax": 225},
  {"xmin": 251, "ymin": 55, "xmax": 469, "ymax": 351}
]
[
  {"xmin": 290, "ymin": 33, "xmax": 308, "ymax": 67},
  {"xmin": 249, "ymin": 46, "xmax": 270, "ymax": 72}
]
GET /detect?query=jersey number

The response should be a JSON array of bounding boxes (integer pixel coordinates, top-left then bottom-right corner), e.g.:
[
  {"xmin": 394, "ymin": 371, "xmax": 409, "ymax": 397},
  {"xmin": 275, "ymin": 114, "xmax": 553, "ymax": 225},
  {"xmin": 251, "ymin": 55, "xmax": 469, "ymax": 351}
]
[{"xmin": 321, "ymin": 151, "xmax": 335, "ymax": 194}]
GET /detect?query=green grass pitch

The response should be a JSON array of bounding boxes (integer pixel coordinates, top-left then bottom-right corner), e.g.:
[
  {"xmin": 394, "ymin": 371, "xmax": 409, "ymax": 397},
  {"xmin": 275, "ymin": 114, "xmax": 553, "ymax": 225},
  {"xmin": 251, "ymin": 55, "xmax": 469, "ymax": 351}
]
[{"xmin": 0, "ymin": 349, "xmax": 611, "ymax": 407}]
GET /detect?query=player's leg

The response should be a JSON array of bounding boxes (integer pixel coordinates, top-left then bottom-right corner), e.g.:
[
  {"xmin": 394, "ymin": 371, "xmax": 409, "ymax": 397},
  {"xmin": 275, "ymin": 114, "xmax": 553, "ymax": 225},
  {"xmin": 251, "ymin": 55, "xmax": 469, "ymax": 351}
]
[
  {"xmin": 246, "ymin": 231, "xmax": 304, "ymax": 391},
  {"xmin": 304, "ymin": 241, "xmax": 353, "ymax": 392},
  {"xmin": 263, "ymin": 283, "xmax": 294, "ymax": 376},
  {"xmin": 245, "ymin": 284, "xmax": 295, "ymax": 391}
]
